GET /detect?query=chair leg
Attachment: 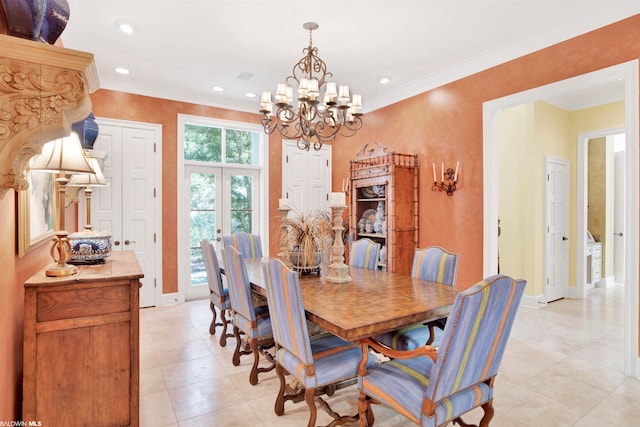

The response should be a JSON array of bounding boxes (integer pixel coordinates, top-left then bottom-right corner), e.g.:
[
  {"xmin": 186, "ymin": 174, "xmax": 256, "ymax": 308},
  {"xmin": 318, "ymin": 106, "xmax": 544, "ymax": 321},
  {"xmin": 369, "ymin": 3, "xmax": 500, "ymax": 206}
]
[
  {"xmin": 208, "ymin": 301, "xmax": 218, "ymax": 335},
  {"xmin": 305, "ymin": 387, "xmax": 317, "ymax": 427},
  {"xmin": 218, "ymin": 309, "xmax": 234, "ymax": 347},
  {"xmin": 479, "ymin": 400, "xmax": 495, "ymax": 427},
  {"xmin": 248, "ymin": 337, "xmax": 276, "ymax": 385},
  {"xmin": 232, "ymin": 326, "xmax": 251, "ymax": 366},
  {"xmin": 358, "ymin": 392, "xmax": 374, "ymax": 426},
  {"xmin": 274, "ymin": 364, "xmax": 287, "ymax": 415}
]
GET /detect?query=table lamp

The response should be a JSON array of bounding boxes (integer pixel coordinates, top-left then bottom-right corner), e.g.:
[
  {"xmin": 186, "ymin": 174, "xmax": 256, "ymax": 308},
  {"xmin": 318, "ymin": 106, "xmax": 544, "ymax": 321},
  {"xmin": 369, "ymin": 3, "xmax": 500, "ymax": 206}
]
[
  {"xmin": 66, "ymin": 156, "xmax": 113, "ymax": 264},
  {"xmin": 29, "ymin": 132, "xmax": 95, "ymax": 276}
]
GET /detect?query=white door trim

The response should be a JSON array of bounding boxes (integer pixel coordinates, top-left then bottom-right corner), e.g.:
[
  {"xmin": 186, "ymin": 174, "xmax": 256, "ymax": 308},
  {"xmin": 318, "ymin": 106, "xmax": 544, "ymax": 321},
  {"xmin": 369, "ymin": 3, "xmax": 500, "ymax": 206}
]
[
  {"xmin": 483, "ymin": 60, "xmax": 639, "ymax": 378},
  {"xmin": 576, "ymin": 126, "xmax": 626, "ymax": 298},
  {"xmin": 95, "ymin": 117, "xmax": 163, "ymax": 308}
]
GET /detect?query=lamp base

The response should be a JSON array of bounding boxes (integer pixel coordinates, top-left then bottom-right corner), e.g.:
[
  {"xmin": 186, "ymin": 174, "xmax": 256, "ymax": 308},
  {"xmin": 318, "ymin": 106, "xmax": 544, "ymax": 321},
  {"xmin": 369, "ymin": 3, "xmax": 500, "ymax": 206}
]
[{"xmin": 45, "ymin": 261, "xmax": 78, "ymax": 277}]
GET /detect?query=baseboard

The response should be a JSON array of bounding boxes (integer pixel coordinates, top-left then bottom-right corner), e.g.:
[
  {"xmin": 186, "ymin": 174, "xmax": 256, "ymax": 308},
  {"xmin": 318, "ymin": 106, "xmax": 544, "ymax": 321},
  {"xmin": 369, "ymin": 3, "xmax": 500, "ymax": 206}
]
[
  {"xmin": 161, "ymin": 292, "xmax": 182, "ymax": 306},
  {"xmin": 521, "ymin": 294, "xmax": 547, "ymax": 309},
  {"xmin": 596, "ymin": 276, "xmax": 616, "ymax": 288}
]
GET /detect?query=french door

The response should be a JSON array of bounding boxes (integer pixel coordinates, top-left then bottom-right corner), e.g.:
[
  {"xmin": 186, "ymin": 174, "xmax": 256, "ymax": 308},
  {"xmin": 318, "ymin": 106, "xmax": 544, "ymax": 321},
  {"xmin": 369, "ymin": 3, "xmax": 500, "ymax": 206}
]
[{"xmin": 185, "ymin": 165, "xmax": 260, "ymax": 300}]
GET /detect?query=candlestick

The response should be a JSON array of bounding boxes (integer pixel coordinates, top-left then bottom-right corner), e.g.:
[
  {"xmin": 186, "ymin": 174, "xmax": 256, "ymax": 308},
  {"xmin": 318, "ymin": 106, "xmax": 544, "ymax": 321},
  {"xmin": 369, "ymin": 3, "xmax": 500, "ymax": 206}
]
[
  {"xmin": 432, "ymin": 162, "xmax": 437, "ymax": 182},
  {"xmin": 454, "ymin": 161, "xmax": 459, "ymax": 182},
  {"xmin": 278, "ymin": 202, "xmax": 291, "ymax": 262},
  {"xmin": 326, "ymin": 205, "xmax": 351, "ymax": 283}
]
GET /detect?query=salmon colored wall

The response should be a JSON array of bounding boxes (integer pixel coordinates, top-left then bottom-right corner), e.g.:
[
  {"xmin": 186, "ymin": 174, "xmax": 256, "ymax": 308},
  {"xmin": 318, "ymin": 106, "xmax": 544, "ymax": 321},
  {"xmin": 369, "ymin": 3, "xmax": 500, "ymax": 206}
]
[
  {"xmin": 331, "ymin": 14, "xmax": 640, "ymax": 289},
  {"xmin": 88, "ymin": 90, "xmax": 283, "ymax": 294},
  {"xmin": 2, "ymin": 13, "xmax": 640, "ymax": 421}
]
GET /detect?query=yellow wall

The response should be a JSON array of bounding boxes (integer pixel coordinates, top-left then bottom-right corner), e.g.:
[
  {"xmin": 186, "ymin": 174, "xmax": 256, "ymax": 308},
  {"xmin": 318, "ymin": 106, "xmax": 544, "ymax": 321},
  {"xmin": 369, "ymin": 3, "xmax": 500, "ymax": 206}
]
[{"xmin": 498, "ymin": 101, "xmax": 624, "ymax": 297}]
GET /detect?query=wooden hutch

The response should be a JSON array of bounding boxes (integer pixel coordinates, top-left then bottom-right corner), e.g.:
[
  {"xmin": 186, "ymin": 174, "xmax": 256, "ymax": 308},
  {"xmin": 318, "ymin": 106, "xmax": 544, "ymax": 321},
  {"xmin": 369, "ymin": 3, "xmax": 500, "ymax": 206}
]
[{"xmin": 349, "ymin": 144, "xmax": 419, "ymax": 275}]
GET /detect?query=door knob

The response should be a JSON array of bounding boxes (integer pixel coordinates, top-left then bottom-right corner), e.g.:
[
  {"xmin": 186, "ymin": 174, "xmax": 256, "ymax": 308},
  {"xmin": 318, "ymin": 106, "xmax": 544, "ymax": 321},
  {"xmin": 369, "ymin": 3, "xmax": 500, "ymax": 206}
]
[
  {"xmin": 615, "ymin": 232, "xmax": 624, "ymax": 237},
  {"xmin": 114, "ymin": 240, "xmax": 120, "ymax": 246},
  {"xmin": 562, "ymin": 236, "xmax": 568, "ymax": 241},
  {"xmin": 216, "ymin": 237, "xmax": 221, "ymax": 242},
  {"xmin": 217, "ymin": 229, "xmax": 221, "ymax": 234},
  {"xmin": 124, "ymin": 240, "xmax": 136, "ymax": 245}
]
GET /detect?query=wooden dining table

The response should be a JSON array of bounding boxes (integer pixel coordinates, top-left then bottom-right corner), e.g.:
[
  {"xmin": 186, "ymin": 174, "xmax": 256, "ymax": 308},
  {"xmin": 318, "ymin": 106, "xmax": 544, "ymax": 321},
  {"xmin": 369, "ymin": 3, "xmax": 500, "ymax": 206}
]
[{"xmin": 240, "ymin": 258, "xmax": 456, "ymax": 342}]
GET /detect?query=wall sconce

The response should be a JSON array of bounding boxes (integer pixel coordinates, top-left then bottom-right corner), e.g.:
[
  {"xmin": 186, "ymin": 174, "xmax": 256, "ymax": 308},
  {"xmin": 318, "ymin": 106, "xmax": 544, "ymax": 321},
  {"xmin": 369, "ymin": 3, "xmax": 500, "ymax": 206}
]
[
  {"xmin": 29, "ymin": 133, "xmax": 95, "ymax": 276},
  {"xmin": 432, "ymin": 161, "xmax": 459, "ymax": 196}
]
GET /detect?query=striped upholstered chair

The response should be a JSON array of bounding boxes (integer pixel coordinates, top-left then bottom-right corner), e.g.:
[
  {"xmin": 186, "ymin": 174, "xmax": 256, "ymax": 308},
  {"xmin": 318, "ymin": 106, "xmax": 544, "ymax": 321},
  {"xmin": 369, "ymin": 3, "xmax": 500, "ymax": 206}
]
[
  {"xmin": 357, "ymin": 274, "xmax": 526, "ymax": 427},
  {"xmin": 262, "ymin": 259, "xmax": 375, "ymax": 427},
  {"xmin": 222, "ymin": 246, "xmax": 275, "ymax": 385},
  {"xmin": 223, "ymin": 232, "xmax": 263, "ymax": 258},
  {"xmin": 201, "ymin": 239, "xmax": 233, "ymax": 347},
  {"xmin": 377, "ymin": 246, "xmax": 459, "ymax": 350},
  {"xmin": 350, "ymin": 238, "xmax": 381, "ymax": 270}
]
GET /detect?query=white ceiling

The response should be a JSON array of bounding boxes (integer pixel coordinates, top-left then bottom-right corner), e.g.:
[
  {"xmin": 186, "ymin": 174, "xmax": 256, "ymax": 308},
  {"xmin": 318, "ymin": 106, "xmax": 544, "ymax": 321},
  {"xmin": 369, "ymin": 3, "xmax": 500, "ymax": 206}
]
[{"xmin": 61, "ymin": 1, "xmax": 640, "ymax": 114}]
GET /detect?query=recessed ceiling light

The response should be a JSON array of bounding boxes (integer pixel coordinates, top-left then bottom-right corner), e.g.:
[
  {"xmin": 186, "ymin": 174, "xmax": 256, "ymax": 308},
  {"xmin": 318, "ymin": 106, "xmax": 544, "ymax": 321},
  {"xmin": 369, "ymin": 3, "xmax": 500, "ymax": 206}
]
[
  {"xmin": 245, "ymin": 92, "xmax": 257, "ymax": 98},
  {"xmin": 115, "ymin": 20, "xmax": 139, "ymax": 34},
  {"xmin": 211, "ymin": 86, "xmax": 225, "ymax": 92},
  {"xmin": 114, "ymin": 67, "xmax": 130, "ymax": 75},
  {"xmin": 379, "ymin": 76, "xmax": 391, "ymax": 85}
]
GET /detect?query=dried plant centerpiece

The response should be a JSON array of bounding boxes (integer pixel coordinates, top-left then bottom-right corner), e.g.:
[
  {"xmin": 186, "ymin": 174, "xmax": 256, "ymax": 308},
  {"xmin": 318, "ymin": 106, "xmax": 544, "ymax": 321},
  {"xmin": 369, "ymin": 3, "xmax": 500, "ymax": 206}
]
[{"xmin": 280, "ymin": 210, "xmax": 333, "ymax": 274}]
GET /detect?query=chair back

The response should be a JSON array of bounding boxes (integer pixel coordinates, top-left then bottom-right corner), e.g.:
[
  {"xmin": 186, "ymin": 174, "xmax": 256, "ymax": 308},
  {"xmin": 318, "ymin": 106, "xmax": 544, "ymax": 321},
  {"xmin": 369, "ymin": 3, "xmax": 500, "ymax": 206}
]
[
  {"xmin": 411, "ymin": 246, "xmax": 459, "ymax": 286},
  {"xmin": 262, "ymin": 259, "xmax": 314, "ymax": 365},
  {"xmin": 425, "ymin": 274, "xmax": 525, "ymax": 403},
  {"xmin": 350, "ymin": 238, "xmax": 381, "ymax": 270},
  {"xmin": 223, "ymin": 246, "xmax": 257, "ymax": 331},
  {"xmin": 223, "ymin": 232, "xmax": 263, "ymax": 258},
  {"xmin": 201, "ymin": 239, "xmax": 225, "ymax": 304}
]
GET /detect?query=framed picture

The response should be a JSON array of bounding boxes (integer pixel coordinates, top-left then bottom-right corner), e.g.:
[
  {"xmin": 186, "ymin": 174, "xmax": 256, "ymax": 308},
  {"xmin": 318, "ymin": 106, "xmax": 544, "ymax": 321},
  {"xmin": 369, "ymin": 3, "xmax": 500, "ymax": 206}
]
[{"xmin": 17, "ymin": 168, "xmax": 56, "ymax": 256}]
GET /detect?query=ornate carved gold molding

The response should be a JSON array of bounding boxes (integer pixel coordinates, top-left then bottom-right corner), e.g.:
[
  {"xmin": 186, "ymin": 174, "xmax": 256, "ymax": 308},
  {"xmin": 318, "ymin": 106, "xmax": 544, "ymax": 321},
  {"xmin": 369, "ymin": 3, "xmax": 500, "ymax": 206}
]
[{"xmin": 0, "ymin": 34, "xmax": 98, "ymax": 197}]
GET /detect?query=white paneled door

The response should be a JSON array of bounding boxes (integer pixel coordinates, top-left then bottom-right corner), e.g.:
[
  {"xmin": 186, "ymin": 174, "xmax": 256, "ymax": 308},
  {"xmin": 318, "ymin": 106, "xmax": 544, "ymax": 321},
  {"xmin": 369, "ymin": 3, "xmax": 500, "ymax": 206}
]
[
  {"xmin": 91, "ymin": 119, "xmax": 161, "ymax": 307},
  {"xmin": 545, "ymin": 156, "xmax": 570, "ymax": 302},
  {"xmin": 282, "ymin": 140, "xmax": 331, "ymax": 213}
]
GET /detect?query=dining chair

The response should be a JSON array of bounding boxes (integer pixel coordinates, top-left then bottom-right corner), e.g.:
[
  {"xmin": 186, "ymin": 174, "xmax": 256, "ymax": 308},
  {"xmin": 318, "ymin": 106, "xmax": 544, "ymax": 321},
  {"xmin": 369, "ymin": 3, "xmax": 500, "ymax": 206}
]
[
  {"xmin": 350, "ymin": 238, "xmax": 381, "ymax": 270},
  {"xmin": 201, "ymin": 239, "xmax": 234, "ymax": 347},
  {"xmin": 357, "ymin": 274, "xmax": 526, "ymax": 427},
  {"xmin": 377, "ymin": 246, "xmax": 459, "ymax": 350},
  {"xmin": 222, "ymin": 246, "xmax": 275, "ymax": 385},
  {"xmin": 262, "ymin": 258, "xmax": 375, "ymax": 427},
  {"xmin": 223, "ymin": 232, "xmax": 263, "ymax": 258}
]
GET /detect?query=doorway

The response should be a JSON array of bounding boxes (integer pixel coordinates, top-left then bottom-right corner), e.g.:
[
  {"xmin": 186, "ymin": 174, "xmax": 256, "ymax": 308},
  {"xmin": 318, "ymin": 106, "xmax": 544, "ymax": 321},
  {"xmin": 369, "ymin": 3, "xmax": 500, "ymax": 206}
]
[{"xmin": 483, "ymin": 60, "xmax": 639, "ymax": 378}]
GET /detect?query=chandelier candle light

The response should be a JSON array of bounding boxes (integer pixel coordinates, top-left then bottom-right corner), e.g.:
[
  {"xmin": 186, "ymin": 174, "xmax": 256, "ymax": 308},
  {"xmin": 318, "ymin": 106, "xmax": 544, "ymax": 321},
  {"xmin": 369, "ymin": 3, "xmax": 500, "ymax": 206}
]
[
  {"xmin": 327, "ymin": 191, "xmax": 351, "ymax": 283},
  {"xmin": 259, "ymin": 22, "xmax": 363, "ymax": 151}
]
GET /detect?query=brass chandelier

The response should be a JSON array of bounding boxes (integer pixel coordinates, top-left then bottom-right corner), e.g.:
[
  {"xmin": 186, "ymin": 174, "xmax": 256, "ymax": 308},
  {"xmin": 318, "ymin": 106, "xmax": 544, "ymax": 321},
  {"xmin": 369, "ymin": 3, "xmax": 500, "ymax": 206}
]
[{"xmin": 259, "ymin": 22, "xmax": 363, "ymax": 151}]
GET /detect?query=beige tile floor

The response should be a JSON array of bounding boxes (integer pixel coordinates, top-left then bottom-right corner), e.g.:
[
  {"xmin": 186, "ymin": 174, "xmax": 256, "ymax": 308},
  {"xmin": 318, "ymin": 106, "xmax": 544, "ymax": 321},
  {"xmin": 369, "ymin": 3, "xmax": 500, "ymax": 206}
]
[{"xmin": 140, "ymin": 285, "xmax": 639, "ymax": 426}]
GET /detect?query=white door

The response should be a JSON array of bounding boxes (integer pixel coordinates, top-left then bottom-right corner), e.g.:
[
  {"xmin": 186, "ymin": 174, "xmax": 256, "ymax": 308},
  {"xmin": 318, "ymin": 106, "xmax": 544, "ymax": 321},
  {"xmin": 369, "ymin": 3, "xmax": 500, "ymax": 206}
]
[
  {"xmin": 614, "ymin": 150, "xmax": 625, "ymax": 284},
  {"xmin": 282, "ymin": 140, "xmax": 331, "ymax": 212},
  {"xmin": 545, "ymin": 156, "xmax": 570, "ymax": 302},
  {"xmin": 184, "ymin": 166, "xmax": 260, "ymax": 300},
  {"xmin": 92, "ymin": 119, "xmax": 161, "ymax": 307}
]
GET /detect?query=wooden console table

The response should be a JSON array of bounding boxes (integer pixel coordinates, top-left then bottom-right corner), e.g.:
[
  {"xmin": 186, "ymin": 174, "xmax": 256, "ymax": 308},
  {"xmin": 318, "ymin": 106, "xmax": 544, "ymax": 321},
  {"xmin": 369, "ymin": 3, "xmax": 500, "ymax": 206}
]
[{"xmin": 23, "ymin": 251, "xmax": 143, "ymax": 426}]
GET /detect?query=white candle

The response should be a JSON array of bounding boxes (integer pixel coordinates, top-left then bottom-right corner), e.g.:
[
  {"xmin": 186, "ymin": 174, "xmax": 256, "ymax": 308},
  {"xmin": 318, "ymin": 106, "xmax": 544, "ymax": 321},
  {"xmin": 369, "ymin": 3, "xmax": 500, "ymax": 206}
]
[
  {"xmin": 441, "ymin": 162, "xmax": 444, "ymax": 182},
  {"xmin": 454, "ymin": 161, "xmax": 459, "ymax": 182},
  {"xmin": 432, "ymin": 162, "xmax": 437, "ymax": 182},
  {"xmin": 330, "ymin": 192, "xmax": 346, "ymax": 207},
  {"xmin": 278, "ymin": 198, "xmax": 289, "ymax": 209}
]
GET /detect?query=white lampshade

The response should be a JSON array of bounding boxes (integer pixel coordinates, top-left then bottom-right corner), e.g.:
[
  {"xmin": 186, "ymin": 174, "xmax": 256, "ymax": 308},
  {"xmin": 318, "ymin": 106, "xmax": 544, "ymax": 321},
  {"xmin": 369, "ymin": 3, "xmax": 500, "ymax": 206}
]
[
  {"xmin": 30, "ymin": 132, "xmax": 96, "ymax": 175},
  {"xmin": 67, "ymin": 157, "xmax": 108, "ymax": 187}
]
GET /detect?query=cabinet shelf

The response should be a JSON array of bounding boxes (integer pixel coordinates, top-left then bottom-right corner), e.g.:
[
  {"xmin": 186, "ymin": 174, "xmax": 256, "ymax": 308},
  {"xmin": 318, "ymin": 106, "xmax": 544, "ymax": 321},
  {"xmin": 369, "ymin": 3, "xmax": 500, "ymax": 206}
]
[{"xmin": 358, "ymin": 232, "xmax": 386, "ymax": 239}]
